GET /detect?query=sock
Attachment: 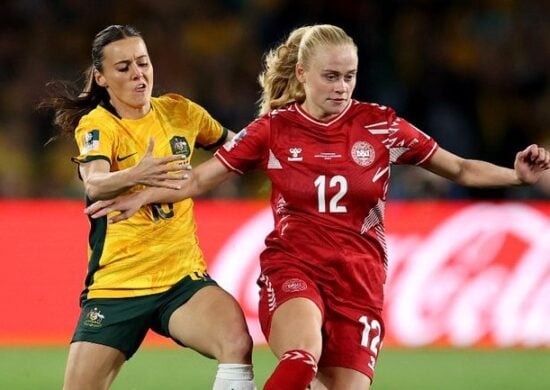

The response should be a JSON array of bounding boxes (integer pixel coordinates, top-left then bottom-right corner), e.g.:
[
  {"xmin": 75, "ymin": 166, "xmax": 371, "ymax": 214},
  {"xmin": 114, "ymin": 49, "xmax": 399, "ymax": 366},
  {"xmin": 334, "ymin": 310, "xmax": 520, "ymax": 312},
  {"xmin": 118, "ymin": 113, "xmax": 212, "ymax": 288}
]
[
  {"xmin": 264, "ymin": 349, "xmax": 317, "ymax": 390},
  {"xmin": 212, "ymin": 363, "xmax": 256, "ymax": 390}
]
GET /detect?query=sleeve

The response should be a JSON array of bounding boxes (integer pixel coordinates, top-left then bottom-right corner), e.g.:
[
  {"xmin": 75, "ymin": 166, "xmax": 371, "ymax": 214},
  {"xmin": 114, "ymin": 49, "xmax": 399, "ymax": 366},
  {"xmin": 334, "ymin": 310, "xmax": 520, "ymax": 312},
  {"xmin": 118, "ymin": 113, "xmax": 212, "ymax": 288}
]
[
  {"xmin": 214, "ymin": 116, "xmax": 269, "ymax": 175},
  {"xmin": 72, "ymin": 116, "xmax": 116, "ymax": 165},
  {"xmin": 190, "ymin": 100, "xmax": 228, "ymax": 150},
  {"xmin": 389, "ymin": 115, "xmax": 439, "ymax": 166}
]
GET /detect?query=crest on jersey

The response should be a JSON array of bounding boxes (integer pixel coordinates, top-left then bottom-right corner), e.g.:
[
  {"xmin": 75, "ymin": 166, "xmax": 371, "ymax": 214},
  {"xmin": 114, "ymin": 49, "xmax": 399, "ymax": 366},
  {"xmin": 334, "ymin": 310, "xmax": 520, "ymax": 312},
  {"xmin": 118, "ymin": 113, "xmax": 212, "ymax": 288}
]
[
  {"xmin": 170, "ymin": 136, "xmax": 190, "ymax": 158},
  {"xmin": 82, "ymin": 129, "xmax": 100, "ymax": 153},
  {"xmin": 83, "ymin": 307, "xmax": 105, "ymax": 328},
  {"xmin": 282, "ymin": 278, "xmax": 308, "ymax": 293},
  {"xmin": 351, "ymin": 141, "xmax": 375, "ymax": 167}
]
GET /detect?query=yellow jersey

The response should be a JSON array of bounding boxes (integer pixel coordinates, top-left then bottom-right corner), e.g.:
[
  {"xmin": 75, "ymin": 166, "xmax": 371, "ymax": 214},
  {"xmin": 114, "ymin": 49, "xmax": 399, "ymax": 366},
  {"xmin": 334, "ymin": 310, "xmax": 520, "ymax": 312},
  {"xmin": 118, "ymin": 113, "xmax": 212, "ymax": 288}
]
[{"xmin": 73, "ymin": 94, "xmax": 227, "ymax": 299}]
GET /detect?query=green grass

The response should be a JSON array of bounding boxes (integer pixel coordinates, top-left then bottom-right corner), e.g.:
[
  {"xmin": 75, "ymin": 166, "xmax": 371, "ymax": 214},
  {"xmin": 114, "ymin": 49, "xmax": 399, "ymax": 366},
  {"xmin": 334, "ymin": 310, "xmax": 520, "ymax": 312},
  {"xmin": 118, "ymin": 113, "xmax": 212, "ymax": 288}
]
[{"xmin": 1, "ymin": 346, "xmax": 550, "ymax": 389}]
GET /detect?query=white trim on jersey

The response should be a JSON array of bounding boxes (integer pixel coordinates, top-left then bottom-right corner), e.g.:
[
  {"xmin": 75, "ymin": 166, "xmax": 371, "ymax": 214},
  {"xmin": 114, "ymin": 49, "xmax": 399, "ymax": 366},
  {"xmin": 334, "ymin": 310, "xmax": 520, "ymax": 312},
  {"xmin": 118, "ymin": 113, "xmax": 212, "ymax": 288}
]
[
  {"xmin": 415, "ymin": 143, "xmax": 439, "ymax": 165},
  {"xmin": 294, "ymin": 99, "xmax": 353, "ymax": 127},
  {"xmin": 214, "ymin": 152, "xmax": 244, "ymax": 175}
]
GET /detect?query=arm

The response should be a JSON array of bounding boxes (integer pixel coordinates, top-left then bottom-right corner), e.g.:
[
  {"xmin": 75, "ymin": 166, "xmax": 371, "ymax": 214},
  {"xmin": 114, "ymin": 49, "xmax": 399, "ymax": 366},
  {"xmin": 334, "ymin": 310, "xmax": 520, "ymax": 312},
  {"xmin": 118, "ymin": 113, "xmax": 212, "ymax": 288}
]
[
  {"xmin": 85, "ymin": 157, "xmax": 235, "ymax": 222},
  {"xmin": 140, "ymin": 157, "xmax": 234, "ymax": 203},
  {"xmin": 423, "ymin": 144, "xmax": 550, "ymax": 187},
  {"xmin": 81, "ymin": 138, "xmax": 187, "ymax": 201}
]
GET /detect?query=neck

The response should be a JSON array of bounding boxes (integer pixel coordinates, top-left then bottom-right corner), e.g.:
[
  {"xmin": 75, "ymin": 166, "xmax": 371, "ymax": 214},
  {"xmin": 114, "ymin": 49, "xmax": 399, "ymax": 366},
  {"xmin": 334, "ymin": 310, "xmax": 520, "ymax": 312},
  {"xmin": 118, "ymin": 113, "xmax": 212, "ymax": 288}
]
[{"xmin": 110, "ymin": 99, "xmax": 151, "ymax": 120}]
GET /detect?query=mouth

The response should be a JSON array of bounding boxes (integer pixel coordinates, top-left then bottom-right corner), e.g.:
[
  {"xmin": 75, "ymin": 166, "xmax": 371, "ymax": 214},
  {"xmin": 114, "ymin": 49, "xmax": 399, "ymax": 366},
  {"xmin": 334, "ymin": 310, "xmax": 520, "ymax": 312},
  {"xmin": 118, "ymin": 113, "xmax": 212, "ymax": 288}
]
[
  {"xmin": 135, "ymin": 83, "xmax": 147, "ymax": 93},
  {"xmin": 329, "ymin": 98, "xmax": 347, "ymax": 104}
]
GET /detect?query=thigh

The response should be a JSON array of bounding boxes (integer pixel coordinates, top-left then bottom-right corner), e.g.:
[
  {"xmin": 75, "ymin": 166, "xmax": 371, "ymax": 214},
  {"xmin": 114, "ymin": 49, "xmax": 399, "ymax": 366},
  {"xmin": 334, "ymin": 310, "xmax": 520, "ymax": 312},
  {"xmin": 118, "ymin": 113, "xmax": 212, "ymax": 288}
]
[
  {"xmin": 319, "ymin": 306, "xmax": 384, "ymax": 383},
  {"xmin": 268, "ymin": 297, "xmax": 324, "ymax": 360},
  {"xmin": 258, "ymin": 268, "xmax": 325, "ymax": 347},
  {"xmin": 165, "ymin": 284, "xmax": 251, "ymax": 361},
  {"xmin": 64, "ymin": 341, "xmax": 126, "ymax": 390},
  {"xmin": 72, "ymin": 297, "xmax": 154, "ymax": 359},
  {"xmin": 316, "ymin": 367, "xmax": 371, "ymax": 390}
]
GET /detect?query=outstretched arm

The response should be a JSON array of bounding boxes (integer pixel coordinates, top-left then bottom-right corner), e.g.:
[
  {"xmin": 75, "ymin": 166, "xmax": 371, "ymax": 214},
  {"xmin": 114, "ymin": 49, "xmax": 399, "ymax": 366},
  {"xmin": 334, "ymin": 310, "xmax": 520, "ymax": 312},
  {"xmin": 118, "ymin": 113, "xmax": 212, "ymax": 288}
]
[
  {"xmin": 81, "ymin": 138, "xmax": 187, "ymax": 200},
  {"xmin": 85, "ymin": 157, "xmax": 234, "ymax": 222},
  {"xmin": 423, "ymin": 144, "xmax": 550, "ymax": 187}
]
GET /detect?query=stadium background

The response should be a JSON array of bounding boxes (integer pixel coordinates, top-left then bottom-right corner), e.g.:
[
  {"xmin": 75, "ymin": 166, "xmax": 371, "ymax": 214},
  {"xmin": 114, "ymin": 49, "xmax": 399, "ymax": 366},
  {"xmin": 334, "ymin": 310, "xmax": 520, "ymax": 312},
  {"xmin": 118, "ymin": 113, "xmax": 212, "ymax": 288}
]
[{"xmin": 1, "ymin": 0, "xmax": 549, "ymax": 388}]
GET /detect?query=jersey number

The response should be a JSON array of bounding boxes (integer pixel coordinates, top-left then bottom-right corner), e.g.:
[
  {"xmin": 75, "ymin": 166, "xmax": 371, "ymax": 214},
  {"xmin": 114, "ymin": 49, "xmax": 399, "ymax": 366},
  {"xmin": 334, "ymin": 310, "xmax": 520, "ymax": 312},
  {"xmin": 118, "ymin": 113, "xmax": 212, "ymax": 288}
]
[
  {"xmin": 359, "ymin": 315, "xmax": 382, "ymax": 370},
  {"xmin": 314, "ymin": 175, "xmax": 347, "ymax": 213}
]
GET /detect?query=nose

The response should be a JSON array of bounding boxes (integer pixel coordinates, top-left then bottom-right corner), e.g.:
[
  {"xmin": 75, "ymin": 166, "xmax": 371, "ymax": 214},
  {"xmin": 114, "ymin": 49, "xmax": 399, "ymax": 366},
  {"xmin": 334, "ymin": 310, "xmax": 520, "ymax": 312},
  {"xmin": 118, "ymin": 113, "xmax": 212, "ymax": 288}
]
[
  {"xmin": 129, "ymin": 62, "xmax": 143, "ymax": 79},
  {"xmin": 334, "ymin": 78, "xmax": 347, "ymax": 94}
]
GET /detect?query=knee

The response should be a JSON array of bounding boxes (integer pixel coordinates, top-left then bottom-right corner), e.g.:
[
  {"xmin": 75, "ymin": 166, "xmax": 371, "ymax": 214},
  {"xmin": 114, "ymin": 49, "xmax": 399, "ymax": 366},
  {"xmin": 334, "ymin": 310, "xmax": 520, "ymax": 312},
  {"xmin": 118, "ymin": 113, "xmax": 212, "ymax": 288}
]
[{"xmin": 217, "ymin": 322, "xmax": 254, "ymax": 363}]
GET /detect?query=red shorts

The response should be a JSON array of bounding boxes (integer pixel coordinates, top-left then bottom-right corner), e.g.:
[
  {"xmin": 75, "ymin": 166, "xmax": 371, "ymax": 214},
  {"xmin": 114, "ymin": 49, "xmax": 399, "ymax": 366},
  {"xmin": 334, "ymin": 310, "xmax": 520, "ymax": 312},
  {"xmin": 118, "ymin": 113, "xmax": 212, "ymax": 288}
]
[{"xmin": 258, "ymin": 267, "xmax": 385, "ymax": 381}]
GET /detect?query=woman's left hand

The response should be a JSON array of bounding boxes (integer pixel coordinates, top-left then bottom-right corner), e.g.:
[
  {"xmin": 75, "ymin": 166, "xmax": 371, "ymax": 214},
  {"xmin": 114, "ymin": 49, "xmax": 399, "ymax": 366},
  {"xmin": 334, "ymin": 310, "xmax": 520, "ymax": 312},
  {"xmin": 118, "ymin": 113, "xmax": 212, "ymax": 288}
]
[{"xmin": 514, "ymin": 144, "xmax": 550, "ymax": 184}]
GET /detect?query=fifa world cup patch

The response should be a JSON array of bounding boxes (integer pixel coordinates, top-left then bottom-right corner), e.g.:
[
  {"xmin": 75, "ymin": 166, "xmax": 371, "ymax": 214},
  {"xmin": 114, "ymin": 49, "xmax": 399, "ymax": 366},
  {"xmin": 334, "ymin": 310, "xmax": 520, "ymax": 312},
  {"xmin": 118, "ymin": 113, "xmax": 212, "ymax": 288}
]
[
  {"xmin": 82, "ymin": 129, "xmax": 100, "ymax": 153},
  {"xmin": 83, "ymin": 307, "xmax": 105, "ymax": 328},
  {"xmin": 223, "ymin": 128, "xmax": 247, "ymax": 151}
]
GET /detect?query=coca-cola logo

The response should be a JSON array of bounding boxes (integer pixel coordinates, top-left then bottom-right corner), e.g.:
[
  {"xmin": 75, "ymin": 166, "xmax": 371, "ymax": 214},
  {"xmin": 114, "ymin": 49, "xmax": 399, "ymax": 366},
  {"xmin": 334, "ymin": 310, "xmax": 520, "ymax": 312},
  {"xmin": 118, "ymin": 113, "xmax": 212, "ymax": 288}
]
[
  {"xmin": 209, "ymin": 203, "xmax": 550, "ymax": 347},
  {"xmin": 387, "ymin": 203, "xmax": 550, "ymax": 347}
]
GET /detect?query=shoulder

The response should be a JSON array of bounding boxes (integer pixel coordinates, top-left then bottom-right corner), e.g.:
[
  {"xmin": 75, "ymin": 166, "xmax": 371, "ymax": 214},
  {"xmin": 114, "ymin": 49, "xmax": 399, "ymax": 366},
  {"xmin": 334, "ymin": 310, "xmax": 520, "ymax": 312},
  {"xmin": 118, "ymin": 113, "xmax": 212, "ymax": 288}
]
[
  {"xmin": 153, "ymin": 94, "xmax": 210, "ymax": 116},
  {"xmin": 352, "ymin": 100, "xmax": 397, "ymax": 121},
  {"xmin": 76, "ymin": 105, "xmax": 118, "ymax": 134}
]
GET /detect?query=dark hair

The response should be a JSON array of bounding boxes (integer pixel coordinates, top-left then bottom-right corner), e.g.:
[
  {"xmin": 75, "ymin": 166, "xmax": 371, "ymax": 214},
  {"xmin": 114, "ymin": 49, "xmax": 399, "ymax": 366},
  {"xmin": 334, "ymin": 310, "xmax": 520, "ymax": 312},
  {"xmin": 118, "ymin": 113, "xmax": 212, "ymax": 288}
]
[{"xmin": 39, "ymin": 25, "xmax": 143, "ymax": 137}]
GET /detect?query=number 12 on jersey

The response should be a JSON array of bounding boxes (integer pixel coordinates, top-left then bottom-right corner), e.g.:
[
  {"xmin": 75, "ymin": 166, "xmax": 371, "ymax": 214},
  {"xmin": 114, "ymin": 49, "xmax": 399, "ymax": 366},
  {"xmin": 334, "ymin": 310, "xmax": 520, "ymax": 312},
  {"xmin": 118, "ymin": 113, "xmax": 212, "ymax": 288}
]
[
  {"xmin": 314, "ymin": 175, "xmax": 348, "ymax": 213},
  {"xmin": 359, "ymin": 315, "xmax": 382, "ymax": 370}
]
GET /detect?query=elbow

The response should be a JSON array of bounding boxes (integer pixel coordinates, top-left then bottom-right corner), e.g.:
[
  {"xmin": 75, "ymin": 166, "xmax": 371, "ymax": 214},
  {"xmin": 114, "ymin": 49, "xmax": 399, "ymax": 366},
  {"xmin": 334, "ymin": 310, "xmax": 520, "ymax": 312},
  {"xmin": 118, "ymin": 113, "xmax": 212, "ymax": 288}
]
[
  {"xmin": 84, "ymin": 185, "xmax": 101, "ymax": 201},
  {"xmin": 84, "ymin": 183, "xmax": 110, "ymax": 201}
]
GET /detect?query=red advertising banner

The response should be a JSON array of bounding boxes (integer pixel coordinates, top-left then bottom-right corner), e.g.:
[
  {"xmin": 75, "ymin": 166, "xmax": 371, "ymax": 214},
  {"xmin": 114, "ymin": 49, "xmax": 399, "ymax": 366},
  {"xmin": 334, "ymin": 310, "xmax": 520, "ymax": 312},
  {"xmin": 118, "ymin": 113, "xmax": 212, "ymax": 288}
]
[{"xmin": 1, "ymin": 200, "xmax": 549, "ymax": 347}]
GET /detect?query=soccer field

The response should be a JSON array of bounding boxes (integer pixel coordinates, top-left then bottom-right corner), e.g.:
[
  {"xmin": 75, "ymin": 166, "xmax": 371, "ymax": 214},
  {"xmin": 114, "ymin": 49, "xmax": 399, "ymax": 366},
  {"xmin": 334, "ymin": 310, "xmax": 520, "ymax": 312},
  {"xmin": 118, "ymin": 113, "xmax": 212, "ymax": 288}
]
[{"xmin": 1, "ymin": 346, "xmax": 549, "ymax": 389}]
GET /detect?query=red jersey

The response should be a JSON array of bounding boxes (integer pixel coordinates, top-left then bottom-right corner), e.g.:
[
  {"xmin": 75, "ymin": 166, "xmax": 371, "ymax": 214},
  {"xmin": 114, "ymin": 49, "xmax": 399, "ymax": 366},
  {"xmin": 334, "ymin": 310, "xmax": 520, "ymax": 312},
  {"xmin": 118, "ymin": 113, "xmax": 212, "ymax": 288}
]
[{"xmin": 215, "ymin": 100, "xmax": 438, "ymax": 310}]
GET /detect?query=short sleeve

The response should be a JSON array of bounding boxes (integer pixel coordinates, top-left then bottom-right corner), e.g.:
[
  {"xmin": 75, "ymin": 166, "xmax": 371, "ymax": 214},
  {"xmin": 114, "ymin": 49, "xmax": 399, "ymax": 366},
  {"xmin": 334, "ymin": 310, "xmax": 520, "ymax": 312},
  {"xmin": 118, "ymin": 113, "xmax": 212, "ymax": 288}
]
[
  {"xmin": 214, "ymin": 116, "xmax": 269, "ymax": 175},
  {"xmin": 191, "ymin": 101, "xmax": 227, "ymax": 150},
  {"xmin": 390, "ymin": 116, "xmax": 439, "ymax": 166},
  {"xmin": 73, "ymin": 116, "xmax": 116, "ymax": 165}
]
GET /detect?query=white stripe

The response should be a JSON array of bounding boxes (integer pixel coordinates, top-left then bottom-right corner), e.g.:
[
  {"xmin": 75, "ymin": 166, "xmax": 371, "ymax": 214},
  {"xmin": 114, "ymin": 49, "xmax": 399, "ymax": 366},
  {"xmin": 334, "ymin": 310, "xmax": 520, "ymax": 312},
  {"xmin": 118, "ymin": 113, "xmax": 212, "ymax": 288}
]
[
  {"xmin": 368, "ymin": 129, "xmax": 390, "ymax": 134},
  {"xmin": 364, "ymin": 121, "xmax": 387, "ymax": 128},
  {"xmin": 415, "ymin": 143, "xmax": 438, "ymax": 165}
]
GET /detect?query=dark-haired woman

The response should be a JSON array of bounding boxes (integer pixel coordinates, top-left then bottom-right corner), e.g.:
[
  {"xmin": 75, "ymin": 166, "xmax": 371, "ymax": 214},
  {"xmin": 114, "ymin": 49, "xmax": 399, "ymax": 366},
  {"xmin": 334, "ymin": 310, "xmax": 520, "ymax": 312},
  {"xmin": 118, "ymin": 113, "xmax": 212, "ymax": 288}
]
[{"xmin": 42, "ymin": 25, "xmax": 255, "ymax": 390}]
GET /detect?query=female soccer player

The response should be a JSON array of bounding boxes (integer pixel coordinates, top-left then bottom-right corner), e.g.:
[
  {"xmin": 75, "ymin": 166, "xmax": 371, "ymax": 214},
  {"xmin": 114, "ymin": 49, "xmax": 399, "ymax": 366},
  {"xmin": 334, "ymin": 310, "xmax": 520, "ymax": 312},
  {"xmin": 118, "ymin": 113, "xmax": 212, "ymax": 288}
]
[
  {"xmin": 85, "ymin": 25, "xmax": 550, "ymax": 389},
  {"xmin": 41, "ymin": 25, "xmax": 256, "ymax": 390}
]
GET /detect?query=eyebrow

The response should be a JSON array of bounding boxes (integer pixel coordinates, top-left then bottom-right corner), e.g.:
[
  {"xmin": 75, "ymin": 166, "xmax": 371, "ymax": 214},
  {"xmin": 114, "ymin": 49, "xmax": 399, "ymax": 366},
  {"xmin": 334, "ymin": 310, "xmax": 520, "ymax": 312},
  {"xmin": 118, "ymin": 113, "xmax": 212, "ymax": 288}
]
[
  {"xmin": 322, "ymin": 69, "xmax": 357, "ymax": 74},
  {"xmin": 113, "ymin": 55, "xmax": 149, "ymax": 66}
]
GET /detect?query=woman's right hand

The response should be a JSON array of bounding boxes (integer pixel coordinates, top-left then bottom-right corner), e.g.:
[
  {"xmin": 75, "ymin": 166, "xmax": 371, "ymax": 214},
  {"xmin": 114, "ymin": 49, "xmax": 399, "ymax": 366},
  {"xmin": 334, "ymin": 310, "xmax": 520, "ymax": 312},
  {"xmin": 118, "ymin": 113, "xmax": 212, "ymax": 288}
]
[{"xmin": 131, "ymin": 138, "xmax": 188, "ymax": 189}]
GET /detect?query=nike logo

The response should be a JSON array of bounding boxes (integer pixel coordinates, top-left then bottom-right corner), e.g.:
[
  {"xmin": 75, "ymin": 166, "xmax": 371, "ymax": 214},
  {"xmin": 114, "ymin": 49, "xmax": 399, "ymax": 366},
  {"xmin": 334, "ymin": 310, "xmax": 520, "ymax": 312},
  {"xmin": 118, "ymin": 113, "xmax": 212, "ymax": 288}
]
[{"xmin": 116, "ymin": 152, "xmax": 137, "ymax": 162}]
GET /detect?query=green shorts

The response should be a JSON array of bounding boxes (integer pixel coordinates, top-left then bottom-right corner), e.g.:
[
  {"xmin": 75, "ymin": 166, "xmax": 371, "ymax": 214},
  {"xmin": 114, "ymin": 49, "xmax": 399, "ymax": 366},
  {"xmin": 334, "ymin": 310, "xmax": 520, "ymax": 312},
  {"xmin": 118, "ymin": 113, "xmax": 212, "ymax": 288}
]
[{"xmin": 71, "ymin": 274, "xmax": 218, "ymax": 359}]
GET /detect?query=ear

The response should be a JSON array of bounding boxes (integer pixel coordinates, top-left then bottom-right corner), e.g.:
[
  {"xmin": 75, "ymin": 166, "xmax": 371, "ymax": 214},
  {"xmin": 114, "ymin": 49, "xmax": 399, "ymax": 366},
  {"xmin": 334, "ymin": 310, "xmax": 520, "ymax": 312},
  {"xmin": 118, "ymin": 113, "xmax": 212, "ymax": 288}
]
[
  {"xmin": 94, "ymin": 69, "xmax": 107, "ymax": 88},
  {"xmin": 295, "ymin": 63, "xmax": 306, "ymax": 83}
]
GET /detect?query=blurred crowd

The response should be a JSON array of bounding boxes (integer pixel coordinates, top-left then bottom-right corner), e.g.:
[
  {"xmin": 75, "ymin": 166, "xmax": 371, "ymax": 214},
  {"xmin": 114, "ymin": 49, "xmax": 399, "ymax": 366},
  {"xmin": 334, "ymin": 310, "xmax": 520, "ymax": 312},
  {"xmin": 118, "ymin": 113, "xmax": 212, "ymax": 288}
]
[{"xmin": 0, "ymin": 0, "xmax": 548, "ymax": 199}]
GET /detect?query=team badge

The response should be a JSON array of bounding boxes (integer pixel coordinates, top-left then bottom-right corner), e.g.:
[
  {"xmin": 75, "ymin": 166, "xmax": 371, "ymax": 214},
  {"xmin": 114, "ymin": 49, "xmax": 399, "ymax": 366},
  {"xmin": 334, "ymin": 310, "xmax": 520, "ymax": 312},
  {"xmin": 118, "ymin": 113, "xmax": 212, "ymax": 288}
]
[
  {"xmin": 282, "ymin": 278, "xmax": 308, "ymax": 292},
  {"xmin": 83, "ymin": 307, "xmax": 105, "ymax": 328},
  {"xmin": 82, "ymin": 129, "xmax": 100, "ymax": 153},
  {"xmin": 170, "ymin": 136, "xmax": 190, "ymax": 158},
  {"xmin": 351, "ymin": 141, "xmax": 375, "ymax": 167}
]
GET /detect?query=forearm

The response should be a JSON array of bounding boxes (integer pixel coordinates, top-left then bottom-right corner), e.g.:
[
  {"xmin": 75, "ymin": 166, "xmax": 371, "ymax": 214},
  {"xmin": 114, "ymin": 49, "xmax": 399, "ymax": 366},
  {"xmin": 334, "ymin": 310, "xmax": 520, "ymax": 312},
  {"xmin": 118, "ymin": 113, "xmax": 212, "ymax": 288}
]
[
  {"xmin": 84, "ymin": 167, "xmax": 142, "ymax": 200},
  {"xmin": 449, "ymin": 159, "xmax": 521, "ymax": 188},
  {"xmin": 139, "ymin": 161, "xmax": 234, "ymax": 204}
]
